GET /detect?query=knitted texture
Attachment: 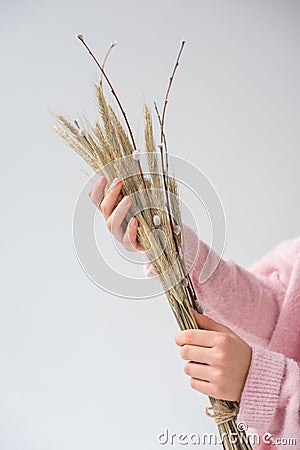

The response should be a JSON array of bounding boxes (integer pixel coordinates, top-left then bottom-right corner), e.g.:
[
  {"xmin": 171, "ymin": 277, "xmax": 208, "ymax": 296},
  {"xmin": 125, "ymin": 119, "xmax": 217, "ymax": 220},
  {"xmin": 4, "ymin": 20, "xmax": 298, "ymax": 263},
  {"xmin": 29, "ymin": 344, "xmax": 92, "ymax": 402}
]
[{"xmin": 237, "ymin": 345, "xmax": 286, "ymax": 429}]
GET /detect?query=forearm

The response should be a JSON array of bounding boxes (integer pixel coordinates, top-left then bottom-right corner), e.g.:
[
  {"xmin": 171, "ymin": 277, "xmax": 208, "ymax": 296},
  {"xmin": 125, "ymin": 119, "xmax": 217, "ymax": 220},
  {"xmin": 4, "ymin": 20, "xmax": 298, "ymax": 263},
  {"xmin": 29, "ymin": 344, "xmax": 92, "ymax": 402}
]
[
  {"xmin": 190, "ymin": 246, "xmax": 283, "ymax": 343},
  {"xmin": 145, "ymin": 225, "xmax": 286, "ymax": 343}
]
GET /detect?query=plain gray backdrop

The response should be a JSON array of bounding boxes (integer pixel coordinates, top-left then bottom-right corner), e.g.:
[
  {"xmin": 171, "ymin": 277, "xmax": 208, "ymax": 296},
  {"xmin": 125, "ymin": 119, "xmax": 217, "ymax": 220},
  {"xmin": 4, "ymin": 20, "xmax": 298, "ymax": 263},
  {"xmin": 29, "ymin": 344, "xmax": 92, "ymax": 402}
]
[{"xmin": 0, "ymin": 1, "xmax": 299, "ymax": 449}]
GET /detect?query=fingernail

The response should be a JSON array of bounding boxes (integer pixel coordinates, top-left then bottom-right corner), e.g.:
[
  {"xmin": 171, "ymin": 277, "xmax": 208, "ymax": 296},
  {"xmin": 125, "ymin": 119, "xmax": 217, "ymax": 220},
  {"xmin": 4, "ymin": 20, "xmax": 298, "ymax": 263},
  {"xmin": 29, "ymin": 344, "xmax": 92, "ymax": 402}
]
[
  {"xmin": 98, "ymin": 175, "xmax": 106, "ymax": 184},
  {"xmin": 121, "ymin": 196, "xmax": 130, "ymax": 205},
  {"xmin": 129, "ymin": 217, "xmax": 136, "ymax": 227},
  {"xmin": 111, "ymin": 177, "xmax": 121, "ymax": 188}
]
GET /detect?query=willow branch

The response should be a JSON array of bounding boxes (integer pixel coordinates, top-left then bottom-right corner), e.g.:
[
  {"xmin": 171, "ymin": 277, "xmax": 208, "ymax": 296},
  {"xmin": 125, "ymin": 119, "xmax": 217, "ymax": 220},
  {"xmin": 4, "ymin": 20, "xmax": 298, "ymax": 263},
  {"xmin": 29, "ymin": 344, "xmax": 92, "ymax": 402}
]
[
  {"xmin": 77, "ymin": 34, "xmax": 137, "ymax": 152},
  {"xmin": 160, "ymin": 40, "xmax": 185, "ymax": 146}
]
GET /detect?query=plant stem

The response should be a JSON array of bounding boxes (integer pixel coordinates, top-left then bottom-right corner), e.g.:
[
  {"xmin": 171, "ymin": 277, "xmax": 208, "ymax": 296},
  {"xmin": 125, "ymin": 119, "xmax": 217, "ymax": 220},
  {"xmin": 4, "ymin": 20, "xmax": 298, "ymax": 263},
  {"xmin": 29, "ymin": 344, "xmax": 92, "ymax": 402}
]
[
  {"xmin": 77, "ymin": 34, "xmax": 137, "ymax": 152},
  {"xmin": 77, "ymin": 35, "xmax": 153, "ymax": 216},
  {"xmin": 159, "ymin": 40, "xmax": 185, "ymax": 146}
]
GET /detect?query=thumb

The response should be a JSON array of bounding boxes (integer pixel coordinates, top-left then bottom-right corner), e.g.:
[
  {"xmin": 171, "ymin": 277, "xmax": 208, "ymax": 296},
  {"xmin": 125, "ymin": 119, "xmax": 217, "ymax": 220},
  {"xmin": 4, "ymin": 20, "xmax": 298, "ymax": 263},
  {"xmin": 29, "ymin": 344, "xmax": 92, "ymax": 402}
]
[{"xmin": 192, "ymin": 310, "xmax": 229, "ymax": 332}]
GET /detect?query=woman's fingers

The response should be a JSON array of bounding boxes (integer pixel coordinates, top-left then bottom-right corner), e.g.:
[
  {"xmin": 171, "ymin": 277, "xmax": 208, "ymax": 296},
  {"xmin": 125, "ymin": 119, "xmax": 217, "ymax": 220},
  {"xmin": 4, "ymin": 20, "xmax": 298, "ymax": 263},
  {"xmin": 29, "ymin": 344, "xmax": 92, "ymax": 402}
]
[
  {"xmin": 189, "ymin": 378, "xmax": 216, "ymax": 398},
  {"xmin": 184, "ymin": 361, "xmax": 213, "ymax": 382},
  {"xmin": 123, "ymin": 217, "xmax": 144, "ymax": 252},
  {"xmin": 106, "ymin": 196, "xmax": 132, "ymax": 242},
  {"xmin": 89, "ymin": 175, "xmax": 107, "ymax": 208},
  {"xmin": 99, "ymin": 178, "xmax": 123, "ymax": 219},
  {"xmin": 175, "ymin": 329, "xmax": 218, "ymax": 348},
  {"xmin": 179, "ymin": 344, "xmax": 214, "ymax": 365},
  {"xmin": 89, "ymin": 176, "xmax": 143, "ymax": 252}
]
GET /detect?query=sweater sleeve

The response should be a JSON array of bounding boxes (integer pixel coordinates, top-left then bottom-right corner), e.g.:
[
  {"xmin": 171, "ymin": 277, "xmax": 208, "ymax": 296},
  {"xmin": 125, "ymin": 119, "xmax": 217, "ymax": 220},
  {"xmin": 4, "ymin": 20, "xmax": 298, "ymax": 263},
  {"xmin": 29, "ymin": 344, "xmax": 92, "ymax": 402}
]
[
  {"xmin": 237, "ymin": 344, "xmax": 300, "ymax": 447},
  {"xmin": 144, "ymin": 225, "xmax": 295, "ymax": 344}
]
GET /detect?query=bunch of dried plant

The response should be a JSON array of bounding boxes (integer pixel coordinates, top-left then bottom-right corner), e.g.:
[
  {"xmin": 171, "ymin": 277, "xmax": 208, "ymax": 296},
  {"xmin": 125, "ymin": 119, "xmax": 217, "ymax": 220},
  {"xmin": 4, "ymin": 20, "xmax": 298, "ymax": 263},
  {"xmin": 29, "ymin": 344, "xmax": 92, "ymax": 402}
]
[{"xmin": 53, "ymin": 35, "xmax": 252, "ymax": 450}]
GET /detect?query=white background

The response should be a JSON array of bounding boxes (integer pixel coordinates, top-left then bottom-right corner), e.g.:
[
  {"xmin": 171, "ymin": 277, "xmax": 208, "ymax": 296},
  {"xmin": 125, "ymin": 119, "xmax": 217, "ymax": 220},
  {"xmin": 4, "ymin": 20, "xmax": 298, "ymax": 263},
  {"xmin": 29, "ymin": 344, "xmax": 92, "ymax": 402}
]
[{"xmin": 0, "ymin": 1, "xmax": 299, "ymax": 449}]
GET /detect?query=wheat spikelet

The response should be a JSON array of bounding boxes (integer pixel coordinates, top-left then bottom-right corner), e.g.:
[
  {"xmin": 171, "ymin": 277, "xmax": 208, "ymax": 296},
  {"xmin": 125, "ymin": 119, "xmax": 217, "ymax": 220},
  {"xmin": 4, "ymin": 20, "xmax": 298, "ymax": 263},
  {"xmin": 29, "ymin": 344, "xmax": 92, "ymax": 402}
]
[
  {"xmin": 54, "ymin": 122, "xmax": 100, "ymax": 172},
  {"xmin": 144, "ymin": 104, "xmax": 161, "ymax": 190},
  {"xmin": 108, "ymin": 104, "xmax": 134, "ymax": 157},
  {"xmin": 92, "ymin": 120, "xmax": 115, "ymax": 164},
  {"xmin": 96, "ymin": 83, "xmax": 123, "ymax": 160}
]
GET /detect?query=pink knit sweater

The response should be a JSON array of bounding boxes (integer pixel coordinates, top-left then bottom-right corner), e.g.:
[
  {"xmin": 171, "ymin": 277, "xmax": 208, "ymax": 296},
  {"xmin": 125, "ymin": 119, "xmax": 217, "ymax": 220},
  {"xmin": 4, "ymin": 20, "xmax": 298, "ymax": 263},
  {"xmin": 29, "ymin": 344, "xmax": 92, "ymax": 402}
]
[{"xmin": 145, "ymin": 226, "xmax": 300, "ymax": 449}]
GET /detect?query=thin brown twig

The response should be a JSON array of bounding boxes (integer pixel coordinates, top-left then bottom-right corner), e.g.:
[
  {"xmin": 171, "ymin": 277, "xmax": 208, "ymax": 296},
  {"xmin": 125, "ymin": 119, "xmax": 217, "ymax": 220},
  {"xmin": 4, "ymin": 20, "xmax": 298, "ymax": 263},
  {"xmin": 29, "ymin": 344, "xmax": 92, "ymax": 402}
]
[
  {"xmin": 154, "ymin": 105, "xmax": 196, "ymax": 312},
  {"xmin": 77, "ymin": 34, "xmax": 137, "ymax": 152},
  {"xmin": 153, "ymin": 46, "xmax": 197, "ymax": 310},
  {"xmin": 160, "ymin": 42, "xmax": 200, "ymax": 310},
  {"xmin": 100, "ymin": 41, "xmax": 117, "ymax": 86},
  {"xmin": 77, "ymin": 35, "xmax": 153, "ymax": 215},
  {"xmin": 160, "ymin": 40, "xmax": 185, "ymax": 146}
]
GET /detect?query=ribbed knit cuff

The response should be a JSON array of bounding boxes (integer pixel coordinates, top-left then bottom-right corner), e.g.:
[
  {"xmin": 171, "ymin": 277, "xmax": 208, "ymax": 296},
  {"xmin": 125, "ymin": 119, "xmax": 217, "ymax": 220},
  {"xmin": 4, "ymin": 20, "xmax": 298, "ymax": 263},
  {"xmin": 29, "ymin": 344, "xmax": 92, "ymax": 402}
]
[{"xmin": 237, "ymin": 344, "xmax": 286, "ymax": 431}]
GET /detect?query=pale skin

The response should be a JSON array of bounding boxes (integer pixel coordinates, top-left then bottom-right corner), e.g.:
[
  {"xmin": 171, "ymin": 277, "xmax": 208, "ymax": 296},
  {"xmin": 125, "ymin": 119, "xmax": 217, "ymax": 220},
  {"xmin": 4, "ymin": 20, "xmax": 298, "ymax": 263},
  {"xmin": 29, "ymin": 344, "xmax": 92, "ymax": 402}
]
[{"xmin": 89, "ymin": 175, "xmax": 252, "ymax": 402}]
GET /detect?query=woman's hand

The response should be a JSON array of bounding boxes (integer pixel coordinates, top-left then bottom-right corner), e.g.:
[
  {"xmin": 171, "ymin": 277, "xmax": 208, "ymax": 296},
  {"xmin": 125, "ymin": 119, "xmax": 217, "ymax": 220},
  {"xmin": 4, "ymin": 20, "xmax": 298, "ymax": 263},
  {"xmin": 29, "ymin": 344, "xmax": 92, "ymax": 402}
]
[
  {"xmin": 175, "ymin": 311, "xmax": 252, "ymax": 402},
  {"xmin": 88, "ymin": 175, "xmax": 143, "ymax": 252}
]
